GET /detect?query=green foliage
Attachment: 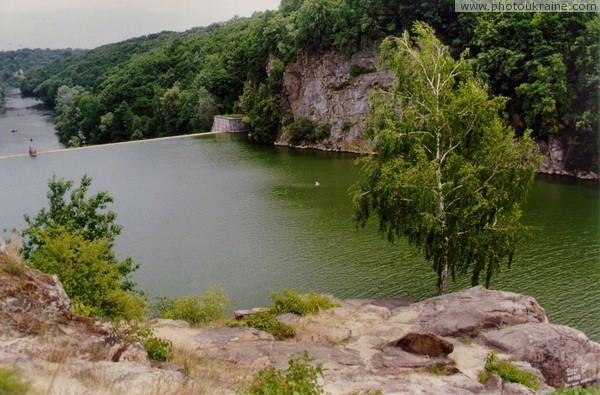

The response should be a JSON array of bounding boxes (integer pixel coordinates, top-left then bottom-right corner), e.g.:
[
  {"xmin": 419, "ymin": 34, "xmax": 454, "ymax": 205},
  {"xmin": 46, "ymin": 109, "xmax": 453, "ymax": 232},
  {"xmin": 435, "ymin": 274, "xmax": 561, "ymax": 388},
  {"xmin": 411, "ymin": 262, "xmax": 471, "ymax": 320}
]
[
  {"xmin": 286, "ymin": 117, "xmax": 331, "ymax": 145},
  {"xmin": 23, "ymin": 175, "xmax": 145, "ymax": 321},
  {"xmin": 269, "ymin": 289, "xmax": 338, "ymax": 316},
  {"xmin": 239, "ymin": 351, "xmax": 324, "ymax": 394},
  {"xmin": 353, "ymin": 23, "xmax": 537, "ymax": 295},
  {"xmin": 470, "ymin": 13, "xmax": 599, "ymax": 171},
  {"xmin": 242, "ymin": 58, "xmax": 285, "ymax": 144},
  {"xmin": 0, "ymin": 367, "xmax": 31, "ymax": 395},
  {"xmin": 143, "ymin": 336, "xmax": 174, "ymax": 362},
  {"xmin": 123, "ymin": 323, "xmax": 174, "ymax": 362},
  {"xmin": 349, "ymin": 64, "xmax": 374, "ymax": 78},
  {"xmin": 478, "ymin": 350, "xmax": 540, "ymax": 391},
  {"xmin": 228, "ymin": 290, "xmax": 335, "ymax": 340},
  {"xmin": 243, "ymin": 311, "xmax": 296, "ymax": 340},
  {"xmin": 151, "ymin": 285, "xmax": 232, "ymax": 325}
]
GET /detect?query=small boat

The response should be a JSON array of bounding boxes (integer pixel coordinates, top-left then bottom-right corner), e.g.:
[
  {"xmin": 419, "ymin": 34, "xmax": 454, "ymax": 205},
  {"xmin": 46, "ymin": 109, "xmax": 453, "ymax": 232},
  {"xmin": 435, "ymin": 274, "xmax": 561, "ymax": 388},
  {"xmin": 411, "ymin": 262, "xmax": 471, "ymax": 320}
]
[
  {"xmin": 28, "ymin": 147, "xmax": 37, "ymax": 157},
  {"xmin": 11, "ymin": 129, "xmax": 18, "ymax": 133}
]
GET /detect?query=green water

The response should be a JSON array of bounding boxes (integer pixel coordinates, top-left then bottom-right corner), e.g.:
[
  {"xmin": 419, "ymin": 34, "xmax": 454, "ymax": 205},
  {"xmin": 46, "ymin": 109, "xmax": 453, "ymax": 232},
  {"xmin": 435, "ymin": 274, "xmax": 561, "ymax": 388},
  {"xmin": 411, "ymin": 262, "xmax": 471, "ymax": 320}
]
[{"xmin": 1, "ymin": 94, "xmax": 599, "ymax": 341}]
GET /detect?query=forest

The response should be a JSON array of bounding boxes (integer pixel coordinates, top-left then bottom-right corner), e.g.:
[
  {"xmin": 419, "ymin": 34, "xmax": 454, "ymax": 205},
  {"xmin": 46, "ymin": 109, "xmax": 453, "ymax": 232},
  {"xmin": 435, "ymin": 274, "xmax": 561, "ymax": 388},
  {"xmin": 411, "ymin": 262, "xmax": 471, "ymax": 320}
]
[{"xmin": 2, "ymin": 0, "xmax": 598, "ymax": 172}]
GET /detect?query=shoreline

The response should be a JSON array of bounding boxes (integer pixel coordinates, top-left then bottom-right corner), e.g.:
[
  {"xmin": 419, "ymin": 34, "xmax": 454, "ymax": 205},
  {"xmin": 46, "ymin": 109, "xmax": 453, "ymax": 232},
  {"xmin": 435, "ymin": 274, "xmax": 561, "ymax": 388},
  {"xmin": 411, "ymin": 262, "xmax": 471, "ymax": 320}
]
[
  {"xmin": 0, "ymin": 131, "xmax": 227, "ymax": 161},
  {"xmin": 2, "ymin": 131, "xmax": 598, "ymax": 180}
]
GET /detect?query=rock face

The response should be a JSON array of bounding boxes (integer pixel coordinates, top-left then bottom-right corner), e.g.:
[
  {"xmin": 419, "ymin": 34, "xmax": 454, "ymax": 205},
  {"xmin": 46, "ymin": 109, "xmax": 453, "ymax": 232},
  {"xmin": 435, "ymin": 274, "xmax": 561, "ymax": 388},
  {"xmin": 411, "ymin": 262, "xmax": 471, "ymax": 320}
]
[
  {"xmin": 538, "ymin": 135, "xmax": 569, "ymax": 176},
  {"xmin": 0, "ymin": 259, "xmax": 184, "ymax": 394},
  {"xmin": 280, "ymin": 49, "xmax": 598, "ymax": 179},
  {"xmin": 407, "ymin": 286, "xmax": 547, "ymax": 337},
  {"xmin": 279, "ymin": 47, "xmax": 395, "ymax": 151},
  {"xmin": 481, "ymin": 323, "xmax": 600, "ymax": 388}
]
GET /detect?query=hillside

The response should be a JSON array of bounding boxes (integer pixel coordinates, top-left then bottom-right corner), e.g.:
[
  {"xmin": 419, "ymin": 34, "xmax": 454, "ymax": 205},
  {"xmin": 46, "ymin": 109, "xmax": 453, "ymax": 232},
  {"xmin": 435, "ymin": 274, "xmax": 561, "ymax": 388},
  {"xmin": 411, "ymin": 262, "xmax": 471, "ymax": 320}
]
[{"xmin": 10, "ymin": 0, "xmax": 600, "ymax": 173}]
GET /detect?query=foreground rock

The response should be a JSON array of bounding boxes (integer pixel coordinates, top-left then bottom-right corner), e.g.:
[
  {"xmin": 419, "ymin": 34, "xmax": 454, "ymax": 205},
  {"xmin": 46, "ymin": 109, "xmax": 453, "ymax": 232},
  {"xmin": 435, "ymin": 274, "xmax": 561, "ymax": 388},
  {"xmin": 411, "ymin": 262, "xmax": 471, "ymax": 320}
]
[
  {"xmin": 156, "ymin": 286, "xmax": 600, "ymax": 394},
  {"xmin": 2, "ymin": 255, "xmax": 599, "ymax": 394},
  {"xmin": 0, "ymin": 260, "xmax": 184, "ymax": 394}
]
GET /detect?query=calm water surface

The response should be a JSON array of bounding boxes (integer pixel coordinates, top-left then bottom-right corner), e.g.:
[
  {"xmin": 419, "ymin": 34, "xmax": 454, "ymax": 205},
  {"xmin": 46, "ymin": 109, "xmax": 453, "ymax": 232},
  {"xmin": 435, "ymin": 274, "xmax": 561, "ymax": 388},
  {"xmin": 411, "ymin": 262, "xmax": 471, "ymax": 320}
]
[{"xmin": 1, "ymin": 92, "xmax": 599, "ymax": 341}]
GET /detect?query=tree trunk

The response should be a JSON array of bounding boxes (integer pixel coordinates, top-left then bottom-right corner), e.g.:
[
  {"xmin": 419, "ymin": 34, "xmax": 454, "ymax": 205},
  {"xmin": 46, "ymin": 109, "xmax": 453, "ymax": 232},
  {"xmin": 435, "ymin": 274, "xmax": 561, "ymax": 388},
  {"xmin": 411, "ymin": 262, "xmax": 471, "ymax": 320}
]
[{"xmin": 438, "ymin": 261, "xmax": 448, "ymax": 295}]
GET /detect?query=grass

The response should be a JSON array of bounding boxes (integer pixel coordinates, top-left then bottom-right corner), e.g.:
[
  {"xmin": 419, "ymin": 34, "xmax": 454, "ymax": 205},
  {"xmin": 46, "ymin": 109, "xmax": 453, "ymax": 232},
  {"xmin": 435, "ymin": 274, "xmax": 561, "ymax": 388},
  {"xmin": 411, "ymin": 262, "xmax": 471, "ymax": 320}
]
[
  {"xmin": 478, "ymin": 350, "xmax": 540, "ymax": 391},
  {"xmin": 229, "ymin": 290, "xmax": 338, "ymax": 340},
  {"xmin": 0, "ymin": 367, "xmax": 31, "ymax": 395},
  {"xmin": 270, "ymin": 289, "xmax": 339, "ymax": 316},
  {"xmin": 172, "ymin": 346, "xmax": 251, "ymax": 394},
  {"xmin": 151, "ymin": 285, "xmax": 233, "ymax": 325}
]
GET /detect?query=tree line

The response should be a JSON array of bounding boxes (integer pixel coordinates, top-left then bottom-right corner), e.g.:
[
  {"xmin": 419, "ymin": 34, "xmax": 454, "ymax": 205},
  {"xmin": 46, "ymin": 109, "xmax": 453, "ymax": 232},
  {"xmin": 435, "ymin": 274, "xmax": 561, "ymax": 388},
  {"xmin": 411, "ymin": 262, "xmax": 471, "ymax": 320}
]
[{"xmin": 11, "ymin": 0, "xmax": 599, "ymax": 172}]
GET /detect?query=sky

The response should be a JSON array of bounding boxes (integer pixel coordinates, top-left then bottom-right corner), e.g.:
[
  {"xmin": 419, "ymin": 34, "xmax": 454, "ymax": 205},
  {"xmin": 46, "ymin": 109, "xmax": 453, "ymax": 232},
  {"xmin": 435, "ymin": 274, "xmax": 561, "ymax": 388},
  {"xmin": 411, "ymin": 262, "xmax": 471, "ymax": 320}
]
[{"xmin": 0, "ymin": 0, "xmax": 282, "ymax": 51}]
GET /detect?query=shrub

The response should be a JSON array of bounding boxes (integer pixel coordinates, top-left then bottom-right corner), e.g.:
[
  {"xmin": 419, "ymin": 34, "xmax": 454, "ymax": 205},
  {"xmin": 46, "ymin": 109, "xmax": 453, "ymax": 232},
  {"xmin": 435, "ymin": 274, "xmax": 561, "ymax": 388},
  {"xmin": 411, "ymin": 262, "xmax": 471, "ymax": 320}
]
[
  {"xmin": 143, "ymin": 337, "xmax": 174, "ymax": 362},
  {"xmin": 349, "ymin": 64, "xmax": 374, "ymax": 78},
  {"xmin": 151, "ymin": 285, "xmax": 232, "ymax": 325},
  {"xmin": 287, "ymin": 117, "xmax": 331, "ymax": 145},
  {"xmin": 0, "ymin": 367, "xmax": 31, "ymax": 395},
  {"xmin": 270, "ymin": 289, "xmax": 338, "ymax": 316},
  {"xmin": 244, "ymin": 311, "xmax": 295, "ymax": 340},
  {"xmin": 122, "ymin": 323, "xmax": 173, "ymax": 362},
  {"xmin": 240, "ymin": 351, "xmax": 324, "ymax": 394},
  {"xmin": 478, "ymin": 350, "xmax": 540, "ymax": 391}
]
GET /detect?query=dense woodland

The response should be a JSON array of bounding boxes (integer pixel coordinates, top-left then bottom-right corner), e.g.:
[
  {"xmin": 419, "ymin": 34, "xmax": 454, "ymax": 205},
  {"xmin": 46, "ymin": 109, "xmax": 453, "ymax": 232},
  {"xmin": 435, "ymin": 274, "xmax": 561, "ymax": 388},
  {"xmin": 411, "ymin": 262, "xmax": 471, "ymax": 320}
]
[{"xmin": 1, "ymin": 0, "xmax": 598, "ymax": 171}]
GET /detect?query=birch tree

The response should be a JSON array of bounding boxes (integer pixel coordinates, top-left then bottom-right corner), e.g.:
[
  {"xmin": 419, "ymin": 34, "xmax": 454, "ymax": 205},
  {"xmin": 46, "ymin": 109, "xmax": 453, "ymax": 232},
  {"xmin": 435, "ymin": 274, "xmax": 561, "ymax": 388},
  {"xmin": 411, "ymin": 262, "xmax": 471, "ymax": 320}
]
[{"xmin": 353, "ymin": 23, "xmax": 537, "ymax": 295}]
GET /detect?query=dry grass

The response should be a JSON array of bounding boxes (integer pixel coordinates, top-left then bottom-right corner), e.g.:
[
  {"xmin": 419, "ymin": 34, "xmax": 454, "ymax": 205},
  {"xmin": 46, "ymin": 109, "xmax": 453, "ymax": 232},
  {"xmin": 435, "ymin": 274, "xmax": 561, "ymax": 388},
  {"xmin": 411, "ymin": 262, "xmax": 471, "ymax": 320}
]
[
  {"xmin": 171, "ymin": 346, "xmax": 253, "ymax": 394},
  {"xmin": 0, "ymin": 230, "xmax": 25, "ymax": 275}
]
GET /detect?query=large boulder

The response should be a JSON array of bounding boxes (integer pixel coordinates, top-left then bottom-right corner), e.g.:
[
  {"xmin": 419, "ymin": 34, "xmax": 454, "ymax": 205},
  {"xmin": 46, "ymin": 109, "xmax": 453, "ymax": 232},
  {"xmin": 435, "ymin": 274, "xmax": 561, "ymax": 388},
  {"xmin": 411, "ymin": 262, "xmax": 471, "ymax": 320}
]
[
  {"xmin": 480, "ymin": 323, "xmax": 600, "ymax": 387},
  {"xmin": 408, "ymin": 286, "xmax": 547, "ymax": 337}
]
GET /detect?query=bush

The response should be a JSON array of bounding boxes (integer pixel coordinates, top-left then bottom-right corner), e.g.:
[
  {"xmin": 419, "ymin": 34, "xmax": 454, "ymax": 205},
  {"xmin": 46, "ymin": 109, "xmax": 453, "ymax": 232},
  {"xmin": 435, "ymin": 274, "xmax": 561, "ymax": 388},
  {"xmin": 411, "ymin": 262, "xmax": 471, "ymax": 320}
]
[
  {"xmin": 349, "ymin": 64, "xmax": 374, "ymax": 78},
  {"xmin": 143, "ymin": 337, "xmax": 174, "ymax": 362},
  {"xmin": 151, "ymin": 285, "xmax": 232, "ymax": 325},
  {"xmin": 240, "ymin": 351, "xmax": 324, "ymax": 394},
  {"xmin": 244, "ymin": 311, "xmax": 295, "ymax": 340},
  {"xmin": 478, "ymin": 351, "xmax": 540, "ymax": 391},
  {"xmin": 122, "ymin": 323, "xmax": 174, "ymax": 362},
  {"xmin": 0, "ymin": 367, "xmax": 31, "ymax": 395},
  {"xmin": 270, "ymin": 289, "xmax": 338, "ymax": 316},
  {"xmin": 287, "ymin": 117, "xmax": 331, "ymax": 145}
]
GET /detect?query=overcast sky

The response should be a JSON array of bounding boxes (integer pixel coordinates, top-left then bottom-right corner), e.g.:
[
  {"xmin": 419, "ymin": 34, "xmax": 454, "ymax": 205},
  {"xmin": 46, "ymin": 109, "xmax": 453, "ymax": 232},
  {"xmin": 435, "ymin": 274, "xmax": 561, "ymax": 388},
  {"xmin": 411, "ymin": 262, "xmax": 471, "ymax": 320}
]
[{"xmin": 0, "ymin": 0, "xmax": 281, "ymax": 51}]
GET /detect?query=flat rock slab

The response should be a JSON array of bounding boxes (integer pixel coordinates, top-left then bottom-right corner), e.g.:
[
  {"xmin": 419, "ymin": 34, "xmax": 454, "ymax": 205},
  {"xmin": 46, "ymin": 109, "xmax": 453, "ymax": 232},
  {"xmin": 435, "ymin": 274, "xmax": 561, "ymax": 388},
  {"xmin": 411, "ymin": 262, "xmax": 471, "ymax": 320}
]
[
  {"xmin": 480, "ymin": 323, "xmax": 600, "ymax": 387},
  {"xmin": 408, "ymin": 286, "xmax": 547, "ymax": 337},
  {"xmin": 193, "ymin": 326, "xmax": 363, "ymax": 371}
]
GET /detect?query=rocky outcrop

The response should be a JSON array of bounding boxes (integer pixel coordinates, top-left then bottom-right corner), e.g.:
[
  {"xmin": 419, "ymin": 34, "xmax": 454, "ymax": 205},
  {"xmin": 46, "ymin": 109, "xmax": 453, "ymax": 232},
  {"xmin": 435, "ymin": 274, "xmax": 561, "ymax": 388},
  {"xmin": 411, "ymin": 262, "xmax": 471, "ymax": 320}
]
[
  {"xmin": 3, "ymin": 254, "xmax": 599, "ymax": 394},
  {"xmin": 279, "ymin": 47, "xmax": 395, "ymax": 152},
  {"xmin": 154, "ymin": 286, "xmax": 599, "ymax": 394},
  {"xmin": 537, "ymin": 135, "xmax": 598, "ymax": 180},
  {"xmin": 0, "ymin": 259, "xmax": 184, "ymax": 394},
  {"xmin": 280, "ymin": 50, "xmax": 598, "ymax": 179},
  {"xmin": 481, "ymin": 323, "xmax": 600, "ymax": 388}
]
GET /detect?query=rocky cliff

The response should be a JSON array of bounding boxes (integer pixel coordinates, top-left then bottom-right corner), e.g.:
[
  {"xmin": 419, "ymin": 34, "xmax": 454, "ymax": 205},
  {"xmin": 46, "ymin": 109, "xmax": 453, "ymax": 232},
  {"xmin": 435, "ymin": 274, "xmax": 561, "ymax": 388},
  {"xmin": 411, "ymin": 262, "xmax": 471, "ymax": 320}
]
[
  {"xmin": 2, "ymin": 249, "xmax": 599, "ymax": 394},
  {"xmin": 278, "ymin": 49, "xmax": 598, "ymax": 180},
  {"xmin": 278, "ymin": 46, "xmax": 395, "ymax": 152}
]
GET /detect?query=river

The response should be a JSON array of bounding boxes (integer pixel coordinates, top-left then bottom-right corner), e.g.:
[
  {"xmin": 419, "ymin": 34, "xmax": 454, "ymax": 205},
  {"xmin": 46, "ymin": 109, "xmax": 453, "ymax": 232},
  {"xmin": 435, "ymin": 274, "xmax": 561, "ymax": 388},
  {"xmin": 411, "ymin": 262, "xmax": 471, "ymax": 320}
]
[{"xmin": 1, "ymin": 91, "xmax": 599, "ymax": 341}]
